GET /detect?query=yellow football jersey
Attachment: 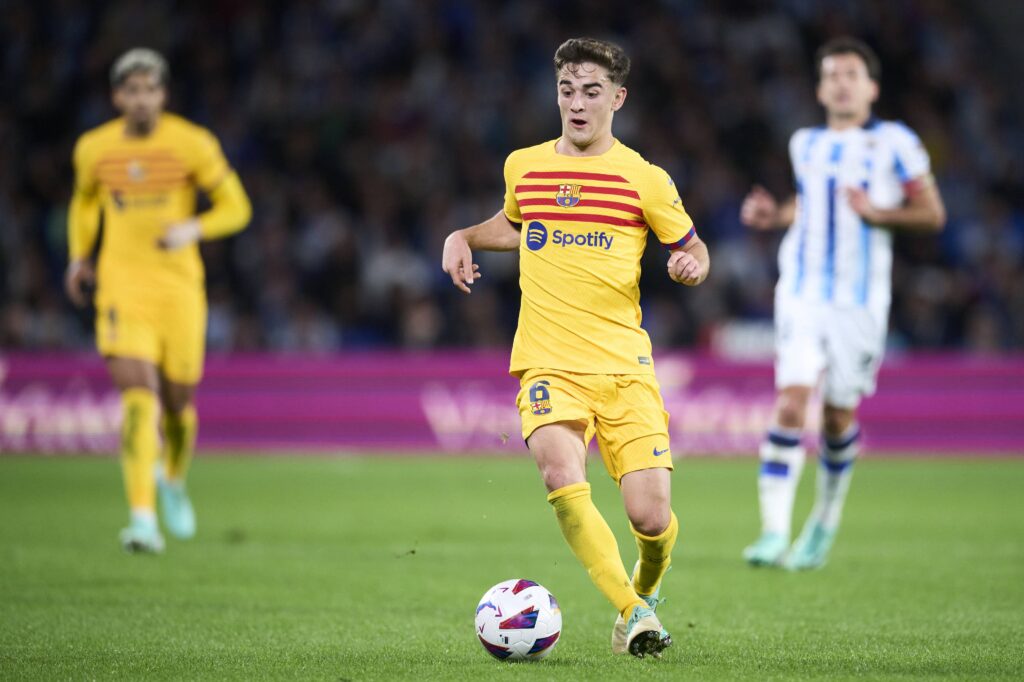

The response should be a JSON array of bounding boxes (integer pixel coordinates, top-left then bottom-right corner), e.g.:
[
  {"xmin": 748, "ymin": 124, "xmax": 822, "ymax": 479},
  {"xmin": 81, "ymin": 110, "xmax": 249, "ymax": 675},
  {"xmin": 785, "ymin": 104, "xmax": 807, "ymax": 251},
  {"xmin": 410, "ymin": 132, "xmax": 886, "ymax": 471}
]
[
  {"xmin": 503, "ymin": 139, "xmax": 697, "ymax": 376},
  {"xmin": 70, "ymin": 113, "xmax": 236, "ymax": 294}
]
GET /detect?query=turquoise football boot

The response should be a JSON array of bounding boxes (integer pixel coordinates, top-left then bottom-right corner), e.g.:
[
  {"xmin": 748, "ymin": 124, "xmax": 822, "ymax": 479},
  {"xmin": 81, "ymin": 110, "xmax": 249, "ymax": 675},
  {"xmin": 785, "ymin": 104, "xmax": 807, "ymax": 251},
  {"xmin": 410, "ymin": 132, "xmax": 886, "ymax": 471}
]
[
  {"xmin": 784, "ymin": 520, "xmax": 836, "ymax": 570},
  {"xmin": 743, "ymin": 531, "xmax": 789, "ymax": 567},
  {"xmin": 157, "ymin": 475, "xmax": 196, "ymax": 540},
  {"xmin": 612, "ymin": 563, "xmax": 669, "ymax": 655},
  {"xmin": 119, "ymin": 515, "xmax": 165, "ymax": 554},
  {"xmin": 623, "ymin": 605, "xmax": 672, "ymax": 658}
]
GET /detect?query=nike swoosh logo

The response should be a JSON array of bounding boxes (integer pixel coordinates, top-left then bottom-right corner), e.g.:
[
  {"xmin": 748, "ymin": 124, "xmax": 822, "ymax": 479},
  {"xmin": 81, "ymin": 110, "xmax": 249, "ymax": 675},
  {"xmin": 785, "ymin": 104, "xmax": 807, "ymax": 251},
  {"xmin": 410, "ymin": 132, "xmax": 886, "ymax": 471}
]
[{"xmin": 653, "ymin": 447, "xmax": 669, "ymax": 457}]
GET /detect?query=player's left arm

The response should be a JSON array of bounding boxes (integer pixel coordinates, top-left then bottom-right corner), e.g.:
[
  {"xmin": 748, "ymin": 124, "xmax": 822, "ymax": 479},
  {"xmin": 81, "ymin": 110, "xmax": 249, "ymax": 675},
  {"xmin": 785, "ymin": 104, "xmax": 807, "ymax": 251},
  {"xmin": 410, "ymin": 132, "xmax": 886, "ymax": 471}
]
[
  {"xmin": 846, "ymin": 126, "xmax": 946, "ymax": 232},
  {"xmin": 846, "ymin": 178, "xmax": 946, "ymax": 232},
  {"xmin": 159, "ymin": 129, "xmax": 252, "ymax": 250},
  {"xmin": 667, "ymin": 235, "xmax": 710, "ymax": 286},
  {"xmin": 642, "ymin": 165, "xmax": 710, "ymax": 286}
]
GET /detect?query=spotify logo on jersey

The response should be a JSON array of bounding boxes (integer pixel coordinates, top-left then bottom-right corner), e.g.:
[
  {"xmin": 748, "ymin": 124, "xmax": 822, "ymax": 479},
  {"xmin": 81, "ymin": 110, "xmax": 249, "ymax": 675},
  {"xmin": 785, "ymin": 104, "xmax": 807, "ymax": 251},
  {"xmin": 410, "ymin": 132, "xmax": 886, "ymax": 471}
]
[
  {"xmin": 525, "ymin": 220, "xmax": 615, "ymax": 252},
  {"xmin": 526, "ymin": 221, "xmax": 548, "ymax": 251}
]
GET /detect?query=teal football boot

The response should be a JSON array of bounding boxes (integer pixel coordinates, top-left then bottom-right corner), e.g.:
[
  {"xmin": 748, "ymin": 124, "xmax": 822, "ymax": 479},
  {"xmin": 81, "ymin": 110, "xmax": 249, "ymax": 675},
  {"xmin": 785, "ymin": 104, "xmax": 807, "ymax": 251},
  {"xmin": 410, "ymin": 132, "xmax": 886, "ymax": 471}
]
[
  {"xmin": 784, "ymin": 520, "xmax": 835, "ymax": 570},
  {"xmin": 157, "ymin": 474, "xmax": 196, "ymax": 540},
  {"xmin": 612, "ymin": 563, "xmax": 669, "ymax": 655},
  {"xmin": 623, "ymin": 605, "xmax": 672, "ymax": 658},
  {"xmin": 743, "ymin": 531, "xmax": 789, "ymax": 567},
  {"xmin": 119, "ymin": 515, "xmax": 165, "ymax": 554}
]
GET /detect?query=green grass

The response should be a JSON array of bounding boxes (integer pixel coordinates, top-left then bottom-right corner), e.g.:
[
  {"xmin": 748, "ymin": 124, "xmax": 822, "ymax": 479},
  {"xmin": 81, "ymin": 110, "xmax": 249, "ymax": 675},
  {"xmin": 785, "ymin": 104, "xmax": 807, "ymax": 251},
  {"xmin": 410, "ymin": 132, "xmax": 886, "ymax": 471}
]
[{"xmin": 1, "ymin": 454, "xmax": 1022, "ymax": 680}]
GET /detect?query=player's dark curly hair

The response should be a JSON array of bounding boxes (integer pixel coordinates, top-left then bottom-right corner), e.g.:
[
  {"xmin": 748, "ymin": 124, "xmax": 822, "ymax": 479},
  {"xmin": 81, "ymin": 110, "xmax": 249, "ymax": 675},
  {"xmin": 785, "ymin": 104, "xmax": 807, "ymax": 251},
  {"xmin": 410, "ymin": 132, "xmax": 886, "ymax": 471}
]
[
  {"xmin": 816, "ymin": 37, "xmax": 881, "ymax": 83},
  {"xmin": 554, "ymin": 38, "xmax": 630, "ymax": 86}
]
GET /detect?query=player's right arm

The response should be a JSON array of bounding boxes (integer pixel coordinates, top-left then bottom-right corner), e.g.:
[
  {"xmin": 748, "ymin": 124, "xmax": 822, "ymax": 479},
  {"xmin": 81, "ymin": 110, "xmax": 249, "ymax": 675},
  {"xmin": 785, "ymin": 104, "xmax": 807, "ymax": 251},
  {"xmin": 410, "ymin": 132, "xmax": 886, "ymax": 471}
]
[
  {"xmin": 442, "ymin": 153, "xmax": 524, "ymax": 294},
  {"xmin": 742, "ymin": 129, "xmax": 804, "ymax": 231},
  {"xmin": 442, "ymin": 210, "xmax": 521, "ymax": 294},
  {"xmin": 65, "ymin": 135, "xmax": 100, "ymax": 307},
  {"xmin": 740, "ymin": 185, "xmax": 796, "ymax": 231}
]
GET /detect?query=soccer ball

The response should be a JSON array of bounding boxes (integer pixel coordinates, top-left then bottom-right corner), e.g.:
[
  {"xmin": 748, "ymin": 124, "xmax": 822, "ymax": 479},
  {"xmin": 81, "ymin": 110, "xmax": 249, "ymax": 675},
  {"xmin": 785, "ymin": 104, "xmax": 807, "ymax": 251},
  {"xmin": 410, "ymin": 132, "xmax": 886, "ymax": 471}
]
[{"xmin": 475, "ymin": 579, "xmax": 562, "ymax": 661}]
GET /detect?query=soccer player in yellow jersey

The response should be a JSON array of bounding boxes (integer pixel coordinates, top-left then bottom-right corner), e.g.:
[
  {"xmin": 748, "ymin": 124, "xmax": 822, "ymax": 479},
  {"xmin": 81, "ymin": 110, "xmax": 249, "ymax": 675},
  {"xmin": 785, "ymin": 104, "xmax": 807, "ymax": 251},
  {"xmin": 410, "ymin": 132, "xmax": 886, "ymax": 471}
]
[
  {"xmin": 64, "ymin": 49, "xmax": 251, "ymax": 553},
  {"xmin": 442, "ymin": 38, "xmax": 709, "ymax": 658}
]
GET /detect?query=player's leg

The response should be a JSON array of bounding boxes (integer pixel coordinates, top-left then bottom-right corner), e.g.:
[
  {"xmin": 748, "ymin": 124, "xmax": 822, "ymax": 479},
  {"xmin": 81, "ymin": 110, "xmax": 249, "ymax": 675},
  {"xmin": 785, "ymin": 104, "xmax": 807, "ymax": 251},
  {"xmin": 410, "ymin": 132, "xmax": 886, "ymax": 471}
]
[
  {"xmin": 745, "ymin": 300, "xmax": 824, "ymax": 566},
  {"xmin": 744, "ymin": 384, "xmax": 813, "ymax": 565},
  {"xmin": 816, "ymin": 404, "xmax": 860, "ymax": 533},
  {"xmin": 615, "ymin": 467, "xmax": 676, "ymax": 656},
  {"xmin": 622, "ymin": 468, "xmax": 676, "ymax": 598},
  {"xmin": 787, "ymin": 307, "xmax": 880, "ymax": 569},
  {"xmin": 160, "ymin": 380, "xmax": 197, "ymax": 480},
  {"xmin": 157, "ymin": 379, "xmax": 198, "ymax": 539},
  {"xmin": 530, "ymin": 421, "xmax": 646, "ymax": 623},
  {"xmin": 107, "ymin": 356, "xmax": 165, "ymax": 554},
  {"xmin": 155, "ymin": 288, "xmax": 205, "ymax": 539},
  {"xmin": 95, "ymin": 295, "xmax": 165, "ymax": 552},
  {"xmin": 599, "ymin": 375, "xmax": 674, "ymax": 657},
  {"xmin": 786, "ymin": 404, "xmax": 857, "ymax": 570}
]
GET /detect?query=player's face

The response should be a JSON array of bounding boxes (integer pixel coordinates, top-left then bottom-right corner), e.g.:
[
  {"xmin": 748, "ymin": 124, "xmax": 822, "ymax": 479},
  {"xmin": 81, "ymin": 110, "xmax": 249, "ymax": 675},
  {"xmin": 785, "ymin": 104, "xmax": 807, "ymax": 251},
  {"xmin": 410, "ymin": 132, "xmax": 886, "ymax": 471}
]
[
  {"xmin": 113, "ymin": 71, "xmax": 166, "ymax": 133},
  {"xmin": 816, "ymin": 53, "xmax": 878, "ymax": 122},
  {"xmin": 557, "ymin": 62, "xmax": 626, "ymax": 150}
]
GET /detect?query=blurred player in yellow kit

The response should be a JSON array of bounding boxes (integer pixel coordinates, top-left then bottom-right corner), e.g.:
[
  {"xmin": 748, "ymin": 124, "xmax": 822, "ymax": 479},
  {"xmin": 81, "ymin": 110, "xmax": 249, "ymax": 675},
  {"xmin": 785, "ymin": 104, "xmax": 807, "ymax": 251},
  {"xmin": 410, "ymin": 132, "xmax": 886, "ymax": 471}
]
[
  {"xmin": 442, "ymin": 38, "xmax": 709, "ymax": 658},
  {"xmin": 64, "ymin": 49, "xmax": 251, "ymax": 553}
]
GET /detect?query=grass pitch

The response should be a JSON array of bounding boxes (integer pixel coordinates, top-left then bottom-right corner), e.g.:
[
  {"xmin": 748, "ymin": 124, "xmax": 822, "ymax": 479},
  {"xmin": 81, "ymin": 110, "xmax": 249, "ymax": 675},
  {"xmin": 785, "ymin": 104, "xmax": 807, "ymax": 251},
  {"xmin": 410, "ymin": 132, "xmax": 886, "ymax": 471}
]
[{"xmin": 1, "ymin": 453, "xmax": 1022, "ymax": 680}]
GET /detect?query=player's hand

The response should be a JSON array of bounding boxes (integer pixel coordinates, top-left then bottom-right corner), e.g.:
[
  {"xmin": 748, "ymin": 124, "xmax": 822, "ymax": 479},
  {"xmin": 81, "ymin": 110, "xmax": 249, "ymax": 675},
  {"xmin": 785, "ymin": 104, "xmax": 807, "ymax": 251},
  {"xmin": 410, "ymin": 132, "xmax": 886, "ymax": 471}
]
[
  {"xmin": 157, "ymin": 218, "xmax": 201, "ymax": 251},
  {"xmin": 442, "ymin": 230, "xmax": 482, "ymax": 294},
  {"xmin": 740, "ymin": 184, "xmax": 778, "ymax": 230},
  {"xmin": 667, "ymin": 249, "xmax": 705, "ymax": 286},
  {"xmin": 845, "ymin": 187, "xmax": 882, "ymax": 223},
  {"xmin": 64, "ymin": 258, "xmax": 96, "ymax": 307}
]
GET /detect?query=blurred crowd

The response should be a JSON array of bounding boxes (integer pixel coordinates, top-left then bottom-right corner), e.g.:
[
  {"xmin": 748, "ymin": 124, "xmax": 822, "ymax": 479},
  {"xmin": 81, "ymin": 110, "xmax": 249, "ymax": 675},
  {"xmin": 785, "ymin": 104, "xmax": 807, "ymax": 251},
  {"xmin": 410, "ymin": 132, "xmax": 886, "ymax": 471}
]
[{"xmin": 2, "ymin": 0, "xmax": 1022, "ymax": 355}]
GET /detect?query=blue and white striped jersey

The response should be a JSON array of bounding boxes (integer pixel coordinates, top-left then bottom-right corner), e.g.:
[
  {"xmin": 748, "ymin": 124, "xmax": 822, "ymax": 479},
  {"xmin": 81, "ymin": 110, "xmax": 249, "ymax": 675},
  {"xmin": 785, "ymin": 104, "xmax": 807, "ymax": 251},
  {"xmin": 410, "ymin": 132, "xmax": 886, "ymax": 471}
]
[{"xmin": 777, "ymin": 118, "xmax": 930, "ymax": 313}]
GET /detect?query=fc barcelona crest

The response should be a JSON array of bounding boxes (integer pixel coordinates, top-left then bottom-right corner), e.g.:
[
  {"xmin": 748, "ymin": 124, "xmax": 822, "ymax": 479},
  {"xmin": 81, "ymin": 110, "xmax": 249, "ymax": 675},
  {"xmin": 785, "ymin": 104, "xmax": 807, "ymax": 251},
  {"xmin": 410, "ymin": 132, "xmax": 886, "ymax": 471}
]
[
  {"xmin": 555, "ymin": 184, "xmax": 582, "ymax": 208},
  {"xmin": 529, "ymin": 380, "xmax": 553, "ymax": 415},
  {"xmin": 126, "ymin": 160, "xmax": 146, "ymax": 181}
]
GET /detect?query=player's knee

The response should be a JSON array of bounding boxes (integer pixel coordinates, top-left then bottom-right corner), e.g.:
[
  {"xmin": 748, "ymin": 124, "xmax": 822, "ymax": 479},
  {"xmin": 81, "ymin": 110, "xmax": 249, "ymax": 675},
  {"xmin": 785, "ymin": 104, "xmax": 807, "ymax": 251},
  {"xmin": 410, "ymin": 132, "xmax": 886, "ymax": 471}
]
[
  {"xmin": 776, "ymin": 402, "xmax": 806, "ymax": 430},
  {"xmin": 539, "ymin": 464, "xmax": 585, "ymax": 493},
  {"xmin": 164, "ymin": 395, "xmax": 193, "ymax": 415},
  {"xmin": 775, "ymin": 389, "xmax": 810, "ymax": 429},
  {"xmin": 161, "ymin": 385, "xmax": 196, "ymax": 414},
  {"xmin": 629, "ymin": 506, "xmax": 671, "ymax": 536},
  {"xmin": 822, "ymin": 406, "xmax": 854, "ymax": 438}
]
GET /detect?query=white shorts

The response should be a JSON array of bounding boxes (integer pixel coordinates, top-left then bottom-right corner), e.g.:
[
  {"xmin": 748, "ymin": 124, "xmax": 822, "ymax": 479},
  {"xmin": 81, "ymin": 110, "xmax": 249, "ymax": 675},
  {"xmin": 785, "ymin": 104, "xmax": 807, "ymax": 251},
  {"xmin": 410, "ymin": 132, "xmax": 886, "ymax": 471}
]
[{"xmin": 774, "ymin": 298, "xmax": 887, "ymax": 409}]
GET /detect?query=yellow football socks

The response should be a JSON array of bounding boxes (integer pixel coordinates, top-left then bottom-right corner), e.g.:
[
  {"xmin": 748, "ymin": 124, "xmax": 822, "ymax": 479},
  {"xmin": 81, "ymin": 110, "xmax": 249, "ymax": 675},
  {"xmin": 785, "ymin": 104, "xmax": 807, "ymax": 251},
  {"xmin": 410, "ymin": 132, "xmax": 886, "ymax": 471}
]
[
  {"xmin": 163, "ymin": 404, "xmax": 197, "ymax": 481},
  {"xmin": 120, "ymin": 388, "xmax": 160, "ymax": 512},
  {"xmin": 547, "ymin": 482, "xmax": 646, "ymax": 619},
  {"xmin": 631, "ymin": 511, "xmax": 678, "ymax": 596}
]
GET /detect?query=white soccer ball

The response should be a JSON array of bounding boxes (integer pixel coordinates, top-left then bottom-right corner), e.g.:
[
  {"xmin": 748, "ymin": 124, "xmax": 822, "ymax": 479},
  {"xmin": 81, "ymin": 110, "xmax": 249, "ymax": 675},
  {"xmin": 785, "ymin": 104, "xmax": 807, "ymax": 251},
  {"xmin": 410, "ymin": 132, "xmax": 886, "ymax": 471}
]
[{"xmin": 475, "ymin": 578, "xmax": 562, "ymax": 661}]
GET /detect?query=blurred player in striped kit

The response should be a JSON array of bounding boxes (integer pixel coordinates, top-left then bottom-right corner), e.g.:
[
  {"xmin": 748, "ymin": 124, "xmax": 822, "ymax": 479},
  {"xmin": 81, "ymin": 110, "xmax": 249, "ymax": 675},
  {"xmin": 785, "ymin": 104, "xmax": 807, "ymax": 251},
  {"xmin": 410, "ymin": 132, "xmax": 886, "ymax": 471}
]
[
  {"xmin": 65, "ymin": 49, "xmax": 251, "ymax": 553},
  {"xmin": 740, "ymin": 38, "xmax": 946, "ymax": 569}
]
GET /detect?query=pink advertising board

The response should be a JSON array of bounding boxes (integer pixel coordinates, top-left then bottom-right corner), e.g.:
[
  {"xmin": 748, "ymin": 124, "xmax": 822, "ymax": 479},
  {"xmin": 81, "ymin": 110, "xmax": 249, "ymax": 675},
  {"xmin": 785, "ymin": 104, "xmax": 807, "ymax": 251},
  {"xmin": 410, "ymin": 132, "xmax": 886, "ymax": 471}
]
[{"xmin": 1, "ymin": 352, "xmax": 1021, "ymax": 455}]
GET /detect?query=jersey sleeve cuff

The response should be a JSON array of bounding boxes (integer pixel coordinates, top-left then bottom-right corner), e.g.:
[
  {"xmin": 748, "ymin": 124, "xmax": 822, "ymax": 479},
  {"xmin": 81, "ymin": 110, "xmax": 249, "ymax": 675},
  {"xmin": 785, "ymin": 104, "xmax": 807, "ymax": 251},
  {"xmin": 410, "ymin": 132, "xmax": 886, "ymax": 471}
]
[{"xmin": 661, "ymin": 226, "xmax": 696, "ymax": 251}]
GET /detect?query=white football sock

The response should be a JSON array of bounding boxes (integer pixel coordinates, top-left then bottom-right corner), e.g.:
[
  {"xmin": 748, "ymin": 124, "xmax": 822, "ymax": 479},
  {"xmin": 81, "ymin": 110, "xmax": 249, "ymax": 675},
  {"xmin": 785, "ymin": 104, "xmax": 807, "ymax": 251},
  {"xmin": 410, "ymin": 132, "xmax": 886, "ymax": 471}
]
[
  {"xmin": 812, "ymin": 424, "xmax": 860, "ymax": 531},
  {"xmin": 757, "ymin": 428, "xmax": 806, "ymax": 537}
]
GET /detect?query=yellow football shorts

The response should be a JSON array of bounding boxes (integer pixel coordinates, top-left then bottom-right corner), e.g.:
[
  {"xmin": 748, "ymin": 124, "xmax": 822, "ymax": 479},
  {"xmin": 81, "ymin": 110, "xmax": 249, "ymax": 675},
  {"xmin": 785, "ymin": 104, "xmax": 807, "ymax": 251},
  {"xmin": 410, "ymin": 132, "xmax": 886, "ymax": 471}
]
[
  {"xmin": 517, "ymin": 368, "xmax": 673, "ymax": 484},
  {"xmin": 95, "ymin": 287, "xmax": 207, "ymax": 385}
]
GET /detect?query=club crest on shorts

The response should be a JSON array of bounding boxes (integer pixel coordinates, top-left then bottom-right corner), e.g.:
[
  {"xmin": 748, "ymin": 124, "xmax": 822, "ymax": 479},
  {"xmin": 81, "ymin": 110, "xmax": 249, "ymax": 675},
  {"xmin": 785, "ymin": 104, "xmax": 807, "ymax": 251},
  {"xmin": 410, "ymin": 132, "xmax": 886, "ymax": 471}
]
[
  {"xmin": 528, "ymin": 380, "xmax": 552, "ymax": 415},
  {"xmin": 555, "ymin": 184, "xmax": 582, "ymax": 208}
]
